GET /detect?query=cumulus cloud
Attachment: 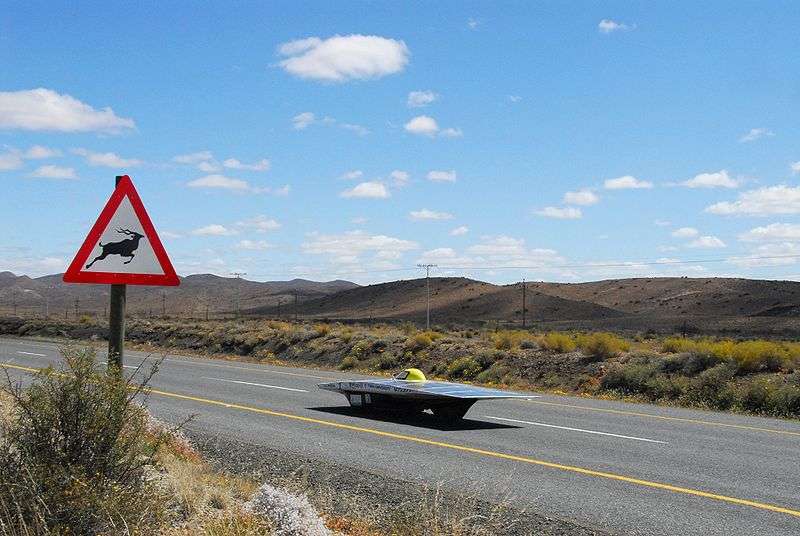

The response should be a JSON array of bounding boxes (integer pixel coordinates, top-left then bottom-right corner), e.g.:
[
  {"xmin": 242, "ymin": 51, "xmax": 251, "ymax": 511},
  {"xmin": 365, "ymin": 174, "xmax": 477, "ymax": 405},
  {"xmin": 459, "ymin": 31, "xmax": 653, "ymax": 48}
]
[
  {"xmin": 563, "ymin": 189, "xmax": 599, "ymax": 206},
  {"xmin": 409, "ymin": 208, "xmax": 454, "ymax": 221},
  {"xmin": 730, "ymin": 242, "xmax": 800, "ymax": 267},
  {"xmin": 236, "ymin": 239, "xmax": 272, "ymax": 250},
  {"xmin": 302, "ymin": 230, "xmax": 418, "ymax": 260},
  {"xmin": 426, "ymin": 170, "xmax": 457, "ymax": 182},
  {"xmin": 340, "ymin": 181, "xmax": 390, "ymax": 199},
  {"xmin": 535, "ymin": 206, "xmax": 582, "ymax": 219},
  {"xmin": 404, "ymin": 115, "xmax": 461, "ymax": 138},
  {"xmin": 407, "ymin": 90, "xmax": 438, "ymax": 108},
  {"xmin": 671, "ymin": 227, "xmax": 699, "ymax": 238},
  {"xmin": 292, "ymin": 112, "xmax": 316, "ymax": 130},
  {"xmin": 236, "ymin": 215, "xmax": 281, "ymax": 232},
  {"xmin": 688, "ymin": 235, "xmax": 726, "ymax": 249},
  {"xmin": 604, "ymin": 175, "xmax": 653, "ymax": 189},
  {"xmin": 450, "ymin": 226, "xmax": 469, "ymax": 236},
  {"xmin": 705, "ymin": 185, "xmax": 800, "ymax": 216},
  {"xmin": 340, "ymin": 123, "xmax": 369, "ymax": 136},
  {"xmin": 682, "ymin": 170, "xmax": 738, "ymax": 188},
  {"xmin": 186, "ymin": 174, "xmax": 279, "ymax": 194},
  {"xmin": 390, "ymin": 170, "xmax": 409, "ymax": 187},
  {"xmin": 466, "ymin": 235, "xmax": 564, "ymax": 267},
  {"xmin": 278, "ymin": 34, "xmax": 410, "ymax": 82},
  {"xmin": 404, "ymin": 115, "xmax": 438, "ymax": 136},
  {"xmin": 598, "ymin": 19, "xmax": 631, "ymax": 33},
  {"xmin": 223, "ymin": 158, "xmax": 270, "ymax": 171},
  {"xmin": 72, "ymin": 148, "xmax": 142, "ymax": 167},
  {"xmin": 0, "ymin": 88, "xmax": 134, "ymax": 132},
  {"xmin": 739, "ymin": 223, "xmax": 800, "ymax": 242},
  {"xmin": 191, "ymin": 224, "xmax": 237, "ymax": 236},
  {"xmin": 29, "ymin": 165, "xmax": 77, "ymax": 179},
  {"xmin": 791, "ymin": 161, "xmax": 800, "ymax": 174},
  {"xmin": 24, "ymin": 145, "xmax": 60, "ymax": 159},
  {"xmin": 739, "ymin": 127, "xmax": 774, "ymax": 143}
]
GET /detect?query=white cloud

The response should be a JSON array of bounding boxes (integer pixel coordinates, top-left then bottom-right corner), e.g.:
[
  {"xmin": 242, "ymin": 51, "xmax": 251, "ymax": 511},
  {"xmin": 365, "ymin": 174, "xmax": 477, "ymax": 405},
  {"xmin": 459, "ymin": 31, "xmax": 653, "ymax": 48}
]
[
  {"xmin": 508, "ymin": 95, "xmax": 522, "ymax": 103},
  {"xmin": 24, "ymin": 145, "xmax": 60, "ymax": 159},
  {"xmin": 272, "ymin": 184, "xmax": 290, "ymax": 196},
  {"xmin": 408, "ymin": 90, "xmax": 438, "ymax": 108},
  {"xmin": 450, "ymin": 226, "xmax": 469, "ymax": 236},
  {"xmin": 72, "ymin": 148, "xmax": 142, "ymax": 167},
  {"xmin": 739, "ymin": 223, "xmax": 800, "ymax": 242},
  {"xmin": 733, "ymin": 242, "xmax": 800, "ymax": 267},
  {"xmin": 467, "ymin": 18, "xmax": 480, "ymax": 30},
  {"xmin": 292, "ymin": 112, "xmax": 316, "ymax": 130},
  {"xmin": 688, "ymin": 235, "xmax": 726, "ymax": 249},
  {"xmin": 658, "ymin": 245, "xmax": 679, "ymax": 252},
  {"xmin": 426, "ymin": 169, "xmax": 457, "ymax": 182},
  {"xmin": 404, "ymin": 115, "xmax": 461, "ymax": 138},
  {"xmin": 0, "ymin": 151, "xmax": 23, "ymax": 171},
  {"xmin": 654, "ymin": 219, "xmax": 671, "ymax": 227},
  {"xmin": 604, "ymin": 175, "xmax": 653, "ymax": 189},
  {"xmin": 439, "ymin": 127, "xmax": 463, "ymax": 138},
  {"xmin": 739, "ymin": 127, "xmax": 774, "ymax": 143},
  {"xmin": 390, "ymin": 170, "xmax": 409, "ymax": 187},
  {"xmin": 340, "ymin": 123, "xmax": 369, "ymax": 136},
  {"xmin": 160, "ymin": 231, "xmax": 183, "ymax": 239},
  {"xmin": 236, "ymin": 215, "xmax": 281, "ymax": 232},
  {"xmin": 197, "ymin": 161, "xmax": 222, "ymax": 173},
  {"xmin": 173, "ymin": 151, "xmax": 213, "ymax": 164},
  {"xmin": 302, "ymin": 230, "xmax": 418, "ymax": 259},
  {"xmin": 341, "ymin": 170, "xmax": 363, "ymax": 180},
  {"xmin": 598, "ymin": 19, "xmax": 631, "ymax": 33},
  {"xmin": 191, "ymin": 224, "xmax": 237, "ymax": 236},
  {"xmin": 29, "ymin": 165, "xmax": 77, "ymax": 179},
  {"xmin": 186, "ymin": 174, "xmax": 275, "ymax": 194},
  {"xmin": 791, "ymin": 161, "xmax": 800, "ymax": 174},
  {"xmin": 404, "ymin": 115, "xmax": 439, "ymax": 136},
  {"xmin": 563, "ymin": 189, "xmax": 599, "ymax": 206},
  {"xmin": 682, "ymin": 169, "xmax": 738, "ymax": 189},
  {"xmin": 706, "ymin": 185, "xmax": 800, "ymax": 216},
  {"xmin": 0, "ymin": 88, "xmax": 134, "ymax": 132},
  {"xmin": 535, "ymin": 206, "xmax": 582, "ymax": 219},
  {"xmin": 340, "ymin": 181, "xmax": 390, "ymax": 199},
  {"xmin": 466, "ymin": 235, "xmax": 564, "ymax": 267},
  {"xmin": 351, "ymin": 216, "xmax": 368, "ymax": 224},
  {"xmin": 409, "ymin": 208, "xmax": 454, "ymax": 221},
  {"xmin": 236, "ymin": 239, "xmax": 272, "ymax": 251},
  {"xmin": 278, "ymin": 34, "xmax": 410, "ymax": 82},
  {"xmin": 671, "ymin": 227, "xmax": 699, "ymax": 238},
  {"xmin": 223, "ymin": 158, "xmax": 270, "ymax": 171}
]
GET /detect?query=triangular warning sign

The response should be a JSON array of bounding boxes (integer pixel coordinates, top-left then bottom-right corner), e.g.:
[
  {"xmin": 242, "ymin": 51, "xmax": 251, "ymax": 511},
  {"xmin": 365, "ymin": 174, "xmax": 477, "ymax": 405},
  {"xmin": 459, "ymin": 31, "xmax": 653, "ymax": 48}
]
[{"xmin": 63, "ymin": 175, "xmax": 180, "ymax": 286}]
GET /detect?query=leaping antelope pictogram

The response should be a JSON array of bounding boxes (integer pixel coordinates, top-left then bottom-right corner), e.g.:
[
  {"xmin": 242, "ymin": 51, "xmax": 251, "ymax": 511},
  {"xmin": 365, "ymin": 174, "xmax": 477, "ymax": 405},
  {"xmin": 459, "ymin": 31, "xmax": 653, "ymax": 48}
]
[{"xmin": 85, "ymin": 228, "xmax": 145, "ymax": 269}]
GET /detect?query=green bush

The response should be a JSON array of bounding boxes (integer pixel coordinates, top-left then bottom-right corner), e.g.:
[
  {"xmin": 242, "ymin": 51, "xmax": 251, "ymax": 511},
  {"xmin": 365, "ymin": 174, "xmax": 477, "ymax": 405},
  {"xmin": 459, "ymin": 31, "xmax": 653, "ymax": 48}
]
[
  {"xmin": 476, "ymin": 363, "xmax": 510, "ymax": 384},
  {"xmin": 446, "ymin": 357, "xmax": 482, "ymax": 381},
  {"xmin": 540, "ymin": 332, "xmax": 576, "ymax": 353},
  {"xmin": 0, "ymin": 347, "xmax": 170, "ymax": 534},
  {"xmin": 338, "ymin": 356, "xmax": 358, "ymax": 370},
  {"xmin": 575, "ymin": 332, "xmax": 629, "ymax": 359}
]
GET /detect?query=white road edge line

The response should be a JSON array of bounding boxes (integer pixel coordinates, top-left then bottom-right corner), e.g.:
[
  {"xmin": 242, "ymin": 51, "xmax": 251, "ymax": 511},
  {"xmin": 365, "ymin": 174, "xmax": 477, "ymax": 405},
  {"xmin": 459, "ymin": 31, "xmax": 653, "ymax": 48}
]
[
  {"xmin": 203, "ymin": 377, "xmax": 308, "ymax": 393},
  {"xmin": 16, "ymin": 351, "xmax": 46, "ymax": 357},
  {"xmin": 484, "ymin": 415, "xmax": 668, "ymax": 444}
]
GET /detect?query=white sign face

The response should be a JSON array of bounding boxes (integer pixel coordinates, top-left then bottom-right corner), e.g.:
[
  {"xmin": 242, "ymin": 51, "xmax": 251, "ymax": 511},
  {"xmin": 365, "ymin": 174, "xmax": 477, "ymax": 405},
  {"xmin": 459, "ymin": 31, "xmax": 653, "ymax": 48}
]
[{"xmin": 82, "ymin": 197, "xmax": 165, "ymax": 275}]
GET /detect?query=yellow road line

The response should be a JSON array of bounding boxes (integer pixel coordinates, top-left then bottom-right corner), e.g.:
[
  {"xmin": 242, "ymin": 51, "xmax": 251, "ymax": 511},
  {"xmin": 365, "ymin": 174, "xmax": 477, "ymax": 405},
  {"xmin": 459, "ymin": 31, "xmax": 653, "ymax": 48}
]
[
  {"xmin": 526, "ymin": 399, "xmax": 800, "ymax": 438},
  {"xmin": 3, "ymin": 361, "xmax": 799, "ymax": 519}
]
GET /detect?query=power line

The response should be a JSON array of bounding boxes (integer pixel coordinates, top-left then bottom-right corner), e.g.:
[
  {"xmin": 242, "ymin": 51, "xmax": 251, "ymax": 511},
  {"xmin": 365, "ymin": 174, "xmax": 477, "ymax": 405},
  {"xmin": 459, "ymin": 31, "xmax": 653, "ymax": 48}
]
[
  {"xmin": 417, "ymin": 264, "xmax": 437, "ymax": 330},
  {"xmin": 230, "ymin": 272, "xmax": 246, "ymax": 318}
]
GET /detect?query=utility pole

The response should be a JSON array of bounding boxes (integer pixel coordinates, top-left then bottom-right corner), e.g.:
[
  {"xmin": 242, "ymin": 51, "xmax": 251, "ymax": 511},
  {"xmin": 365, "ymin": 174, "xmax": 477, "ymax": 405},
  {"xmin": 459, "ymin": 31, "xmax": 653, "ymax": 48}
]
[
  {"xmin": 230, "ymin": 272, "xmax": 246, "ymax": 319},
  {"xmin": 74, "ymin": 297, "xmax": 79, "ymax": 319},
  {"xmin": 293, "ymin": 291, "xmax": 298, "ymax": 322},
  {"xmin": 277, "ymin": 297, "xmax": 283, "ymax": 319},
  {"xmin": 521, "ymin": 279, "xmax": 527, "ymax": 328},
  {"xmin": 417, "ymin": 264, "xmax": 437, "ymax": 330}
]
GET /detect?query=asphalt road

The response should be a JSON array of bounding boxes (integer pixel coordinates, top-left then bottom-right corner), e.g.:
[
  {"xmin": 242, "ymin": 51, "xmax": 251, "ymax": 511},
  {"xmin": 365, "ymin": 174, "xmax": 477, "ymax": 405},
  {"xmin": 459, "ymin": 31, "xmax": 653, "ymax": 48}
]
[{"xmin": 2, "ymin": 336, "xmax": 799, "ymax": 536}]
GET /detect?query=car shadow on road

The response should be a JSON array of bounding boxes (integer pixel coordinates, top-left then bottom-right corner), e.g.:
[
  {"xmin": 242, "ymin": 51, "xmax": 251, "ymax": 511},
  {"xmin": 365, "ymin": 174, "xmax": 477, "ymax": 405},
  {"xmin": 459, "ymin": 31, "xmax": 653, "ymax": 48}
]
[{"xmin": 308, "ymin": 406, "xmax": 521, "ymax": 431}]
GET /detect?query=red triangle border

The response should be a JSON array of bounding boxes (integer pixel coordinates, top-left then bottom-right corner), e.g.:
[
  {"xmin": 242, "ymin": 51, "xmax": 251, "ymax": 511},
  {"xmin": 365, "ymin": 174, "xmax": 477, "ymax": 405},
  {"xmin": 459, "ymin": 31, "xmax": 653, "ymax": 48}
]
[{"xmin": 63, "ymin": 175, "xmax": 180, "ymax": 286}]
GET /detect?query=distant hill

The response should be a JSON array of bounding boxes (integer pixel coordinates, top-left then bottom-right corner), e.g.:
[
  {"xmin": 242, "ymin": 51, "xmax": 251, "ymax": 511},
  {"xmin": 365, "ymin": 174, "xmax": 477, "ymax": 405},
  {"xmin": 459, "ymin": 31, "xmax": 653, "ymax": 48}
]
[
  {"xmin": 4, "ymin": 271, "xmax": 800, "ymax": 335},
  {"xmin": 0, "ymin": 271, "xmax": 358, "ymax": 318}
]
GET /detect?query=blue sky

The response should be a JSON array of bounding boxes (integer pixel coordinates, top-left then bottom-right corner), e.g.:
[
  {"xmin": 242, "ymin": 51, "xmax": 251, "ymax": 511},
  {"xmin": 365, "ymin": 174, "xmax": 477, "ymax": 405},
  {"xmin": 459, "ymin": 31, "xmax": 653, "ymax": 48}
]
[{"xmin": 2, "ymin": 2, "xmax": 800, "ymax": 284}]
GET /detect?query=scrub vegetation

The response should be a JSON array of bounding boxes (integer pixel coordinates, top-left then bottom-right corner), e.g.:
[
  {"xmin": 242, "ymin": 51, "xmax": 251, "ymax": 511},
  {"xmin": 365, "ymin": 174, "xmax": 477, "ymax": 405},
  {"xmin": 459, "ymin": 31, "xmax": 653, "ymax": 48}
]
[
  {"xmin": 3, "ymin": 316, "xmax": 800, "ymax": 419},
  {"xmin": 0, "ymin": 346, "xmax": 536, "ymax": 535}
]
